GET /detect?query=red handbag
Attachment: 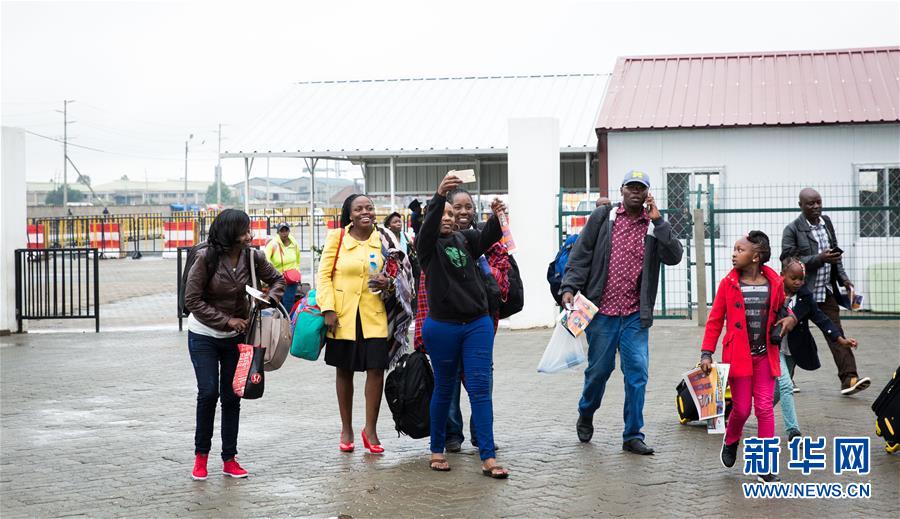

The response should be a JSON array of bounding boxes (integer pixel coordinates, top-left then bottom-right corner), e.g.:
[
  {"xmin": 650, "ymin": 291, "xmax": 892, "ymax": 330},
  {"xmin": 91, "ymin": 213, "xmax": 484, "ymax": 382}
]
[{"xmin": 283, "ymin": 269, "xmax": 301, "ymax": 285}]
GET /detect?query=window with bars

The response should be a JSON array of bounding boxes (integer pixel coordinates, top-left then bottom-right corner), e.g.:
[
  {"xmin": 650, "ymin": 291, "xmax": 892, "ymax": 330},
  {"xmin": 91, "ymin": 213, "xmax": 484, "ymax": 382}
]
[
  {"xmin": 858, "ymin": 166, "xmax": 900, "ymax": 238},
  {"xmin": 665, "ymin": 169, "xmax": 721, "ymax": 239}
]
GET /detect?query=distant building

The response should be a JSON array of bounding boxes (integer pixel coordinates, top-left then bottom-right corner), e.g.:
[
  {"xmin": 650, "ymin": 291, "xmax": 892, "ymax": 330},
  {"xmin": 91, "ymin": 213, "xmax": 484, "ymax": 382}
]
[
  {"xmin": 231, "ymin": 176, "xmax": 358, "ymax": 206},
  {"xmin": 26, "ymin": 182, "xmax": 92, "ymax": 206},
  {"xmin": 26, "ymin": 179, "xmax": 214, "ymax": 206}
]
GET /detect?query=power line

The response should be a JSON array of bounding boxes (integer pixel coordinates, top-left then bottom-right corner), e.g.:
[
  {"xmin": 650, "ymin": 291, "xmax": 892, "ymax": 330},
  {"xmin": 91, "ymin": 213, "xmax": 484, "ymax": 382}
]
[
  {"xmin": 23, "ymin": 129, "xmax": 107, "ymax": 153},
  {"xmin": 22, "ymin": 128, "xmax": 218, "ymax": 161}
]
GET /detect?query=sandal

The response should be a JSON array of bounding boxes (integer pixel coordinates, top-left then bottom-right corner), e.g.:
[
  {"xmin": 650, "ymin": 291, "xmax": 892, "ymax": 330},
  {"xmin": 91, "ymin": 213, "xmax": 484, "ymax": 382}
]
[
  {"xmin": 429, "ymin": 458, "xmax": 451, "ymax": 472},
  {"xmin": 481, "ymin": 464, "xmax": 509, "ymax": 479}
]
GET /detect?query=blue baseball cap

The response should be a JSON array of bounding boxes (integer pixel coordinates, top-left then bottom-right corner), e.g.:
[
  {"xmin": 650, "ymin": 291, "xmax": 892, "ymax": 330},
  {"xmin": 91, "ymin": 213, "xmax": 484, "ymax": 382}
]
[{"xmin": 622, "ymin": 170, "xmax": 650, "ymax": 188}]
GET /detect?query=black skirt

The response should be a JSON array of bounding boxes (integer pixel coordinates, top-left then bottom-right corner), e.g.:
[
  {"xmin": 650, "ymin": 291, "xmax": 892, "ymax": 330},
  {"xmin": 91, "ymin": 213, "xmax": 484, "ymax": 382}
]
[{"xmin": 324, "ymin": 311, "xmax": 390, "ymax": 371}]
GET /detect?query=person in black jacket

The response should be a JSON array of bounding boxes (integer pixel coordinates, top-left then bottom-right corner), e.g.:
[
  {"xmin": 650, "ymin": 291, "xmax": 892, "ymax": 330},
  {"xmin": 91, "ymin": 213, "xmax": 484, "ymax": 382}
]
[
  {"xmin": 774, "ymin": 257, "xmax": 858, "ymax": 440},
  {"xmin": 408, "ymin": 199, "xmax": 423, "ymax": 236},
  {"xmin": 560, "ymin": 171, "xmax": 683, "ymax": 455},
  {"xmin": 781, "ymin": 188, "xmax": 869, "ymax": 395},
  {"xmin": 417, "ymin": 172, "xmax": 509, "ymax": 478}
]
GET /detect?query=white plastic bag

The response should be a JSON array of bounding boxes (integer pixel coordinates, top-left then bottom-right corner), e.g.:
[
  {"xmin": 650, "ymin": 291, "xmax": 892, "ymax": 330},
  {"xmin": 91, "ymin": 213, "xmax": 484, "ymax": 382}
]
[{"xmin": 537, "ymin": 316, "xmax": 588, "ymax": 373}]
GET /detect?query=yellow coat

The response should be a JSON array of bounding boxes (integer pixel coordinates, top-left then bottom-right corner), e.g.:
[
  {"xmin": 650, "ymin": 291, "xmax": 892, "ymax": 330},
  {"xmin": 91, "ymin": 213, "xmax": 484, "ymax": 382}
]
[{"xmin": 316, "ymin": 226, "xmax": 388, "ymax": 341}]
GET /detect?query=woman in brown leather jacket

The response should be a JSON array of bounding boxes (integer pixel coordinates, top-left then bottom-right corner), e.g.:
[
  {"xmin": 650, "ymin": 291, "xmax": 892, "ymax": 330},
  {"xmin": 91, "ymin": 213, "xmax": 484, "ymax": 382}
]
[{"xmin": 183, "ymin": 209, "xmax": 284, "ymax": 480}]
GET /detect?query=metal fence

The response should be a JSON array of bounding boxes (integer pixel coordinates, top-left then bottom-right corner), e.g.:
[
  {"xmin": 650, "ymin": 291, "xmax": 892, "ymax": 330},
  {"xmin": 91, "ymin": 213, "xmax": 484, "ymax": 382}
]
[
  {"xmin": 557, "ymin": 184, "xmax": 900, "ymax": 320},
  {"xmin": 26, "ymin": 211, "xmax": 423, "ymax": 258},
  {"xmin": 14, "ymin": 248, "xmax": 100, "ymax": 332}
]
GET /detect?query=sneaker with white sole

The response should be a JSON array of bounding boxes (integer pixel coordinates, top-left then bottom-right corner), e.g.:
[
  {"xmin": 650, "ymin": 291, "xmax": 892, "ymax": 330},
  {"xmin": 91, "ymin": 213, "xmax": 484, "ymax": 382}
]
[
  {"xmin": 721, "ymin": 439, "xmax": 739, "ymax": 468},
  {"xmin": 223, "ymin": 458, "xmax": 248, "ymax": 478},
  {"xmin": 841, "ymin": 377, "xmax": 871, "ymax": 396},
  {"xmin": 191, "ymin": 454, "xmax": 208, "ymax": 481}
]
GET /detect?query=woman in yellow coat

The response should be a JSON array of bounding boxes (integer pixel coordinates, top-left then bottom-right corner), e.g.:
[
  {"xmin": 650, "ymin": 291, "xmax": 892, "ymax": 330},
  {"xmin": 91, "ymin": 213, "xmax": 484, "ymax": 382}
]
[{"xmin": 318, "ymin": 194, "xmax": 392, "ymax": 454}]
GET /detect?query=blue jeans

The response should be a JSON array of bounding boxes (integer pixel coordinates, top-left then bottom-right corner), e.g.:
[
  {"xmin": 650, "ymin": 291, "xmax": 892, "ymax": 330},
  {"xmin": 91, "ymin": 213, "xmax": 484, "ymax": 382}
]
[
  {"xmin": 282, "ymin": 283, "xmax": 298, "ymax": 314},
  {"xmin": 773, "ymin": 350, "xmax": 800, "ymax": 433},
  {"xmin": 579, "ymin": 312, "xmax": 649, "ymax": 442},
  {"xmin": 422, "ymin": 315, "xmax": 496, "ymax": 460},
  {"xmin": 188, "ymin": 331, "xmax": 242, "ymax": 461},
  {"xmin": 445, "ymin": 367, "xmax": 494, "ymax": 446}
]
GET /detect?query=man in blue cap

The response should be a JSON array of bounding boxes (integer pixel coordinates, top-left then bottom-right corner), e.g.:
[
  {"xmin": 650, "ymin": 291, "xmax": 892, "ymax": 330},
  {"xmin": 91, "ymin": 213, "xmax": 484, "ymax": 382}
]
[{"xmin": 560, "ymin": 170, "xmax": 683, "ymax": 455}]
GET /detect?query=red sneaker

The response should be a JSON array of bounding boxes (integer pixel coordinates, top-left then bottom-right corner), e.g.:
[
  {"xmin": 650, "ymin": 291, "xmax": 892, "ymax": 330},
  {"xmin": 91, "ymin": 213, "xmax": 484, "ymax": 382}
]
[
  {"xmin": 223, "ymin": 458, "xmax": 248, "ymax": 478},
  {"xmin": 191, "ymin": 454, "xmax": 208, "ymax": 481}
]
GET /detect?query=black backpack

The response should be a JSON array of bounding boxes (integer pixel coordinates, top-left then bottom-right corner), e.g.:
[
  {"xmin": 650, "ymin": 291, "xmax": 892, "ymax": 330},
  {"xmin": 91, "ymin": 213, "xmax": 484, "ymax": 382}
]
[
  {"xmin": 384, "ymin": 350, "xmax": 434, "ymax": 439},
  {"xmin": 499, "ymin": 256, "xmax": 524, "ymax": 319},
  {"xmin": 478, "ymin": 260, "xmax": 502, "ymax": 318},
  {"xmin": 872, "ymin": 366, "xmax": 900, "ymax": 446},
  {"xmin": 179, "ymin": 243, "xmax": 210, "ymax": 317}
]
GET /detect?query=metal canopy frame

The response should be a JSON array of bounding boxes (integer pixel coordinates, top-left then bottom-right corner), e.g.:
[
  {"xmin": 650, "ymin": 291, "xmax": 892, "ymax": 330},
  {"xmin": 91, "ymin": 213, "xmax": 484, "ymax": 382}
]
[{"xmin": 224, "ymin": 143, "xmax": 597, "ymax": 287}]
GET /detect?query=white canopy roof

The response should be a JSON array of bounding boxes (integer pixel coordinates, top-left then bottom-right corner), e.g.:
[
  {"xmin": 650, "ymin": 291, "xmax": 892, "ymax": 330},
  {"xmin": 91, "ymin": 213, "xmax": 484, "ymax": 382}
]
[{"xmin": 223, "ymin": 74, "xmax": 610, "ymax": 159}]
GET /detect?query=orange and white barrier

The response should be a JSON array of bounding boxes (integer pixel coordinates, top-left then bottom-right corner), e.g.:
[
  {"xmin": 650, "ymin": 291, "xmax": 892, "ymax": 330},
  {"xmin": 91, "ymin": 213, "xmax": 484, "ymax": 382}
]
[
  {"xmin": 568, "ymin": 215, "xmax": 588, "ymax": 236},
  {"xmin": 89, "ymin": 223, "xmax": 124, "ymax": 258},
  {"xmin": 163, "ymin": 221, "xmax": 198, "ymax": 259},
  {"xmin": 250, "ymin": 220, "xmax": 269, "ymax": 248},
  {"xmin": 26, "ymin": 224, "xmax": 45, "ymax": 249}
]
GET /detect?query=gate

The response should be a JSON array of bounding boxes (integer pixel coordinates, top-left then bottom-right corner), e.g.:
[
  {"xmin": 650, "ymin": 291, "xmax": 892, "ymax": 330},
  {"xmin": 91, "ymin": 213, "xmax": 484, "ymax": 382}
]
[
  {"xmin": 14, "ymin": 248, "xmax": 100, "ymax": 332},
  {"xmin": 706, "ymin": 184, "xmax": 900, "ymax": 320}
]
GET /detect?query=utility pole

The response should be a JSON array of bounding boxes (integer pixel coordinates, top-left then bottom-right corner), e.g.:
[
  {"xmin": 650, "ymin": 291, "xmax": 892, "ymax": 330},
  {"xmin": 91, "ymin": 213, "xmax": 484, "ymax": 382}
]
[
  {"xmin": 216, "ymin": 123, "xmax": 222, "ymax": 205},
  {"xmin": 60, "ymin": 100, "xmax": 75, "ymax": 207},
  {"xmin": 184, "ymin": 134, "xmax": 193, "ymax": 207}
]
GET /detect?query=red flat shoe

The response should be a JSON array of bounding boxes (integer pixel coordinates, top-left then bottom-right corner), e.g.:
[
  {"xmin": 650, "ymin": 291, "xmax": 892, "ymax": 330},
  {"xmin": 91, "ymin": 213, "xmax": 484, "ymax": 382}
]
[
  {"xmin": 362, "ymin": 429, "xmax": 384, "ymax": 454},
  {"xmin": 339, "ymin": 436, "xmax": 354, "ymax": 452}
]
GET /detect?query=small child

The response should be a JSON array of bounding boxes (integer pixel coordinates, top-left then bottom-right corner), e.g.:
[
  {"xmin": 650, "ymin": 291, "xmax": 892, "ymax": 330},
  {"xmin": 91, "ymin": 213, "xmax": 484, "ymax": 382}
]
[
  {"xmin": 699, "ymin": 231, "xmax": 796, "ymax": 483},
  {"xmin": 773, "ymin": 257, "xmax": 858, "ymax": 440}
]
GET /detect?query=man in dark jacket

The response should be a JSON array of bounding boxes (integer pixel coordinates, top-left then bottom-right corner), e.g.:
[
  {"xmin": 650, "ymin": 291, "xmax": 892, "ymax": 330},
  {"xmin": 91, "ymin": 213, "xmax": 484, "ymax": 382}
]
[
  {"xmin": 781, "ymin": 188, "xmax": 870, "ymax": 396},
  {"xmin": 560, "ymin": 171, "xmax": 683, "ymax": 455}
]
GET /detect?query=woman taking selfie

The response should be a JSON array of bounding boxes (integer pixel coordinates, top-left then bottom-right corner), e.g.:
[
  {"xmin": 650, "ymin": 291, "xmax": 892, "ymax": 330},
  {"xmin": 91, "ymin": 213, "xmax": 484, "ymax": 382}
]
[{"xmin": 417, "ymin": 172, "xmax": 510, "ymax": 478}]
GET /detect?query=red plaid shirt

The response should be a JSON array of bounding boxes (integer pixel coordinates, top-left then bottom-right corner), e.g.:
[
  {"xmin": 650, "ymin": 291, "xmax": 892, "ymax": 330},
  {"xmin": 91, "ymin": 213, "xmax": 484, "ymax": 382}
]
[
  {"xmin": 414, "ymin": 271, "xmax": 428, "ymax": 350},
  {"xmin": 597, "ymin": 205, "xmax": 649, "ymax": 316}
]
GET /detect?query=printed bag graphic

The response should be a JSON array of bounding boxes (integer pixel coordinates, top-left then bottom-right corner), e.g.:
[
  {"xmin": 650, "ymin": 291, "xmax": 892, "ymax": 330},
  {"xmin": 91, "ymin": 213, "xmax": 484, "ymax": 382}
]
[{"xmin": 233, "ymin": 343, "xmax": 266, "ymax": 399}]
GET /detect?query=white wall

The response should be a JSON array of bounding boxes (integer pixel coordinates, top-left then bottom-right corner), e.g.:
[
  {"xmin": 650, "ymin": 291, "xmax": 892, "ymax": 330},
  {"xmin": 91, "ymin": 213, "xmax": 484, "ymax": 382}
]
[
  {"xmin": 607, "ymin": 123, "xmax": 900, "ymax": 313},
  {"xmin": 607, "ymin": 124, "xmax": 900, "ymax": 188},
  {"xmin": 507, "ymin": 118, "xmax": 560, "ymax": 329},
  {"xmin": 1, "ymin": 127, "xmax": 27, "ymax": 334}
]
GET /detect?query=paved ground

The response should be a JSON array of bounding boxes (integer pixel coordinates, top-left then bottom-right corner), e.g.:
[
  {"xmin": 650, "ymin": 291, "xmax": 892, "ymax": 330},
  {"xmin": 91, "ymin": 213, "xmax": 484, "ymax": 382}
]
[{"xmin": 2, "ymin": 318, "xmax": 898, "ymax": 518}]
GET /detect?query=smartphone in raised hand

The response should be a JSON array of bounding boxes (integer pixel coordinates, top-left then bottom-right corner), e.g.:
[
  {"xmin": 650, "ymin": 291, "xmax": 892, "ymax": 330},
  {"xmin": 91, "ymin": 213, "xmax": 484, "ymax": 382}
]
[{"xmin": 453, "ymin": 169, "xmax": 476, "ymax": 183}]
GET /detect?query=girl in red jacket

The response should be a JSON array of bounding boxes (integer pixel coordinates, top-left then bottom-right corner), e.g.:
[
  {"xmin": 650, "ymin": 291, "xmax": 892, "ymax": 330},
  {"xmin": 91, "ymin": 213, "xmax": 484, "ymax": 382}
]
[{"xmin": 700, "ymin": 231, "xmax": 796, "ymax": 483}]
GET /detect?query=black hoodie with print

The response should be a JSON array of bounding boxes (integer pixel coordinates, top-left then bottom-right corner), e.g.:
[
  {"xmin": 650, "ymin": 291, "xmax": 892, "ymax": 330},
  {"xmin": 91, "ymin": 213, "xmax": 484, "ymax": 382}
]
[{"xmin": 416, "ymin": 193, "xmax": 502, "ymax": 323}]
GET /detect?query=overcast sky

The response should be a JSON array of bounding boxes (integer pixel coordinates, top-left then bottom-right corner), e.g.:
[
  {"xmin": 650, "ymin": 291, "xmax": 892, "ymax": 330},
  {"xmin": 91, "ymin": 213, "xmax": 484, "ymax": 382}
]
[{"xmin": 2, "ymin": 0, "xmax": 898, "ymax": 188}]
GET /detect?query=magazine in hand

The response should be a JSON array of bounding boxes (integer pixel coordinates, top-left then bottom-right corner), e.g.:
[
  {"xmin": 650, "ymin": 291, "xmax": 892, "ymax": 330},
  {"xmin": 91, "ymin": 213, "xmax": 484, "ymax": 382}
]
[
  {"xmin": 560, "ymin": 293, "xmax": 598, "ymax": 338},
  {"xmin": 681, "ymin": 363, "xmax": 730, "ymax": 423}
]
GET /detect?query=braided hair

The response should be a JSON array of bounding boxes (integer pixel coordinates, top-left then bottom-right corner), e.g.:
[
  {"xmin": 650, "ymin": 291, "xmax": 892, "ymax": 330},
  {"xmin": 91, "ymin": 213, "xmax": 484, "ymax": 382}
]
[
  {"xmin": 205, "ymin": 208, "xmax": 251, "ymax": 274},
  {"xmin": 745, "ymin": 230, "xmax": 771, "ymax": 264},
  {"xmin": 781, "ymin": 256, "xmax": 806, "ymax": 276}
]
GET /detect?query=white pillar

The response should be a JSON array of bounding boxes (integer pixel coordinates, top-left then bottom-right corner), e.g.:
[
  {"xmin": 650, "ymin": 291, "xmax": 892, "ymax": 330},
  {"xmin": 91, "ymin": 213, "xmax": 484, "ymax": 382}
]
[
  {"xmin": 1, "ymin": 127, "xmax": 27, "ymax": 333},
  {"xmin": 389, "ymin": 156, "xmax": 396, "ymax": 211},
  {"xmin": 243, "ymin": 157, "xmax": 251, "ymax": 213},
  {"xmin": 584, "ymin": 152, "xmax": 591, "ymax": 200},
  {"xmin": 306, "ymin": 158, "xmax": 318, "ymax": 289},
  {"xmin": 507, "ymin": 118, "xmax": 560, "ymax": 329}
]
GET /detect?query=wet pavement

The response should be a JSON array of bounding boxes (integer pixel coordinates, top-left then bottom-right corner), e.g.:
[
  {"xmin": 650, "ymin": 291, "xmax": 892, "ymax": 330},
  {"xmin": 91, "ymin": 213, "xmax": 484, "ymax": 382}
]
[{"xmin": 1, "ymin": 320, "xmax": 898, "ymax": 518}]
